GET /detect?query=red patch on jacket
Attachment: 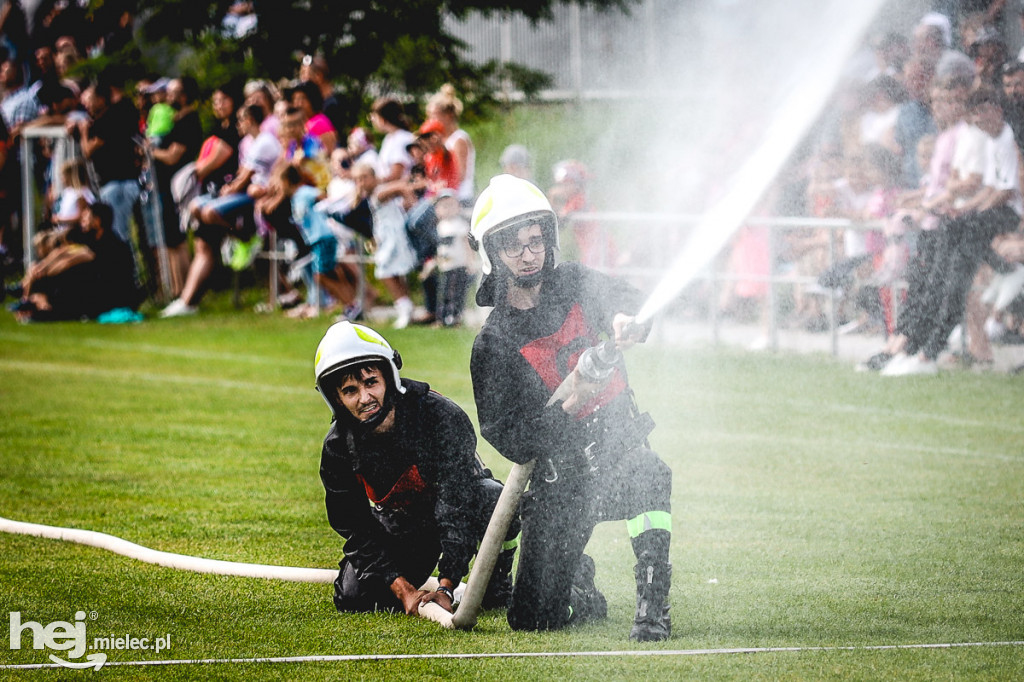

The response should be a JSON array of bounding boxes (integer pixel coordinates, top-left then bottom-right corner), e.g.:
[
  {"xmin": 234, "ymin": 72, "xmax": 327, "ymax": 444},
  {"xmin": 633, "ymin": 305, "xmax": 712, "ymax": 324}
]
[
  {"xmin": 519, "ymin": 303, "xmax": 625, "ymax": 417},
  {"xmin": 357, "ymin": 465, "xmax": 428, "ymax": 509}
]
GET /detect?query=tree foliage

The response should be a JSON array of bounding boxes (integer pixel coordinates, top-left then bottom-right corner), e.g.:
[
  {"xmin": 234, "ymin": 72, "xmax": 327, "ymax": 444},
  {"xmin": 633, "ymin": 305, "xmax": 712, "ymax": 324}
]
[{"xmin": 106, "ymin": 0, "xmax": 637, "ymax": 116}]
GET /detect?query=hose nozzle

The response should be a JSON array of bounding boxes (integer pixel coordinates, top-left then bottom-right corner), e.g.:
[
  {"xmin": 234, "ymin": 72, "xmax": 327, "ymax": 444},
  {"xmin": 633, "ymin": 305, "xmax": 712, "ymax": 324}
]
[{"xmin": 575, "ymin": 340, "xmax": 621, "ymax": 384}]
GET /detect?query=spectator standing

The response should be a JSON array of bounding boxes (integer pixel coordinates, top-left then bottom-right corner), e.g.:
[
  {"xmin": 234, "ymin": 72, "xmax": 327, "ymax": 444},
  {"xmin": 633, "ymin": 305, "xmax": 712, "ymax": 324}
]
[
  {"xmin": 243, "ymin": 79, "xmax": 279, "ymax": 139},
  {"xmin": 0, "ymin": 56, "xmax": 40, "ymax": 137},
  {"xmin": 369, "ymin": 96, "xmax": 414, "ymax": 184},
  {"xmin": 894, "ymin": 57, "xmax": 937, "ymax": 187},
  {"xmin": 150, "ymin": 76, "xmax": 203, "ymax": 295},
  {"xmin": 968, "ymin": 27, "xmax": 1007, "ymax": 89},
  {"xmin": 548, "ymin": 159, "xmax": 618, "ymax": 270},
  {"xmin": 860, "ymin": 75, "xmax": 975, "ymax": 370},
  {"xmin": 426, "ymin": 84, "xmax": 475, "ymax": 207},
  {"xmin": 221, "ymin": 1, "xmax": 256, "ymax": 38},
  {"xmin": 287, "ymin": 79, "xmax": 337, "ymax": 156},
  {"xmin": 912, "ymin": 15, "xmax": 975, "ymax": 82},
  {"xmin": 417, "ymin": 118, "xmax": 458, "ymax": 194},
  {"xmin": 999, "ymin": 60, "xmax": 1024, "ymax": 149},
  {"xmin": 69, "ymin": 79, "xmax": 140, "ymax": 248},
  {"xmin": 858, "ymin": 75, "xmax": 907, "ymax": 155},
  {"xmin": 499, "ymin": 144, "xmax": 533, "ymax": 180},
  {"xmin": 345, "ymin": 161, "xmax": 416, "ymax": 328},
  {"xmin": 0, "ymin": 113, "xmax": 12, "ymax": 268},
  {"xmin": 433, "ymin": 191, "xmax": 474, "ymax": 327},
  {"xmin": 298, "ymin": 54, "xmax": 344, "ymax": 136},
  {"xmin": 138, "ymin": 77, "xmax": 174, "ymax": 143}
]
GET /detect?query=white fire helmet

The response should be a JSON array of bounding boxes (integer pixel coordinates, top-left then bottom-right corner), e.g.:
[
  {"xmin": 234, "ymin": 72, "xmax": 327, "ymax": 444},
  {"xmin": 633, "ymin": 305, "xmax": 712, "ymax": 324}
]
[
  {"xmin": 470, "ymin": 174, "xmax": 558, "ymax": 275},
  {"xmin": 314, "ymin": 321, "xmax": 404, "ymax": 417}
]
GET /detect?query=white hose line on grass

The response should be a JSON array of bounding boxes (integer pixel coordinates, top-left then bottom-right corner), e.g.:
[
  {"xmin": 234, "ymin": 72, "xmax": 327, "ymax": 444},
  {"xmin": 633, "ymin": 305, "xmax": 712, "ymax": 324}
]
[
  {"xmin": 3, "ymin": 641, "xmax": 1023, "ymax": 670},
  {"xmin": 3, "ymin": 515, "xmax": 1020, "ymax": 668},
  {"xmin": 0, "ymin": 515, "xmax": 457, "ymax": 627},
  {"xmin": 0, "ymin": 515, "xmax": 338, "ymax": 582}
]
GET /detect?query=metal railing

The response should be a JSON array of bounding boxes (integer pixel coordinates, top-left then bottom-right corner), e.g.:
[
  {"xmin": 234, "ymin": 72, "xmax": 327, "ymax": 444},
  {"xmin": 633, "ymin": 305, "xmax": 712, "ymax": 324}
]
[
  {"xmin": 19, "ymin": 126, "xmax": 79, "ymax": 273},
  {"xmin": 563, "ymin": 211, "xmax": 893, "ymax": 357}
]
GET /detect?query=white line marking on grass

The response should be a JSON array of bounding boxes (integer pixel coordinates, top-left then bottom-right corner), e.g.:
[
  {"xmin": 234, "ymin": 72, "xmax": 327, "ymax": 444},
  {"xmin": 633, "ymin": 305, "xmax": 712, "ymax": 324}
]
[
  {"xmin": 3, "ymin": 641, "xmax": 1023, "ymax": 670},
  {"xmin": 705, "ymin": 430, "xmax": 1023, "ymax": 463},
  {"xmin": 0, "ymin": 359, "xmax": 309, "ymax": 396},
  {"xmin": 681, "ymin": 385, "xmax": 1024, "ymax": 434},
  {"xmin": 0, "ymin": 332, "xmax": 307, "ymax": 367}
]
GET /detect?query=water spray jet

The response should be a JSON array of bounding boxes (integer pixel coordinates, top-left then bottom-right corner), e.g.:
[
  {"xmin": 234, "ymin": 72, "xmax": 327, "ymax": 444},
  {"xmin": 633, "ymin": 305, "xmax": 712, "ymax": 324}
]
[
  {"xmin": 633, "ymin": 0, "xmax": 890, "ymax": 327},
  {"xmin": 456, "ymin": 0, "xmax": 892, "ymax": 631}
]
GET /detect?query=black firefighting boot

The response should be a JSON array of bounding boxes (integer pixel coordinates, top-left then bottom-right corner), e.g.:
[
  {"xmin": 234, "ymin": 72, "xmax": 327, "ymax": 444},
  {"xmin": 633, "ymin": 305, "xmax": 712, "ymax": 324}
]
[
  {"xmin": 568, "ymin": 553, "xmax": 607, "ymax": 625},
  {"xmin": 481, "ymin": 546, "xmax": 516, "ymax": 610},
  {"xmin": 629, "ymin": 555, "xmax": 671, "ymax": 642}
]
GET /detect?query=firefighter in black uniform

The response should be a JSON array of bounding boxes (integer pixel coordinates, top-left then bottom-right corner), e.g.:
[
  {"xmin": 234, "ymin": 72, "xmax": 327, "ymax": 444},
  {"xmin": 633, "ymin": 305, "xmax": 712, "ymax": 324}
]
[
  {"xmin": 469, "ymin": 174, "xmax": 673, "ymax": 641},
  {"xmin": 314, "ymin": 321, "xmax": 519, "ymax": 617}
]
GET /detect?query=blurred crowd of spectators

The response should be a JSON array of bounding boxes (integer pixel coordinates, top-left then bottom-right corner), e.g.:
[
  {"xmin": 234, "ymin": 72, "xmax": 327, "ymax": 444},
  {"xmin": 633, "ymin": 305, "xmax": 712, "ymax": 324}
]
[
  {"xmin": 716, "ymin": 2, "xmax": 1024, "ymax": 373},
  {"xmin": 0, "ymin": 0, "xmax": 503, "ymax": 327},
  {"xmin": 3, "ymin": 1, "xmax": 1024, "ymax": 378}
]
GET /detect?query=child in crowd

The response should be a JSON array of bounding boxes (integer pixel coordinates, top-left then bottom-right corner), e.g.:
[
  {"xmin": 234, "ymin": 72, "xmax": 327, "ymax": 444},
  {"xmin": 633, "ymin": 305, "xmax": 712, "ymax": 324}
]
[
  {"xmin": 819, "ymin": 145, "xmax": 901, "ymax": 334},
  {"xmin": 48, "ymin": 159, "xmax": 94, "ymax": 232},
  {"xmin": 143, "ymin": 79, "xmax": 175, "ymax": 145},
  {"xmin": 330, "ymin": 161, "xmax": 417, "ymax": 328},
  {"xmin": 433, "ymin": 191, "xmax": 475, "ymax": 327},
  {"xmin": 264, "ymin": 165, "xmax": 357, "ymax": 319}
]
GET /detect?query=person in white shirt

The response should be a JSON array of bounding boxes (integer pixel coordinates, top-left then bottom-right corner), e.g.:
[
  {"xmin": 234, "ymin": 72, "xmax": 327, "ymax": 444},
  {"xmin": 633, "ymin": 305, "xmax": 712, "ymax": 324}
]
[{"xmin": 884, "ymin": 88, "xmax": 1023, "ymax": 375}]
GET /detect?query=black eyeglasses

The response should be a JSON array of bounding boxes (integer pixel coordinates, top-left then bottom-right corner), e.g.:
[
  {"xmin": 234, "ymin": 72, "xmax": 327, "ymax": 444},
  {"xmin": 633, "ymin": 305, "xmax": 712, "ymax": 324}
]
[{"xmin": 501, "ymin": 236, "xmax": 546, "ymax": 259}]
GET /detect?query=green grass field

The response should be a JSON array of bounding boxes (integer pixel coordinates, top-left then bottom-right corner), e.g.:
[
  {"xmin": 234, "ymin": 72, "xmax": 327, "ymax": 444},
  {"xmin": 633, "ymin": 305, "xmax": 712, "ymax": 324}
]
[{"xmin": 1, "ymin": 307, "xmax": 1022, "ymax": 680}]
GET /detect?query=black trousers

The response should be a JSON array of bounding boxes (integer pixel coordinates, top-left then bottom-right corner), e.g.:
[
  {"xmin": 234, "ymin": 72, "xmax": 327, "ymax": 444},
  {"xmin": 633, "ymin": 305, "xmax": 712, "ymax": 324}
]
[
  {"xmin": 507, "ymin": 446, "xmax": 672, "ymax": 631},
  {"xmin": 905, "ymin": 206, "xmax": 1018, "ymax": 359},
  {"xmin": 333, "ymin": 532, "xmax": 440, "ymax": 613},
  {"xmin": 895, "ymin": 228, "xmax": 942, "ymax": 344},
  {"xmin": 333, "ymin": 477, "xmax": 519, "ymax": 613}
]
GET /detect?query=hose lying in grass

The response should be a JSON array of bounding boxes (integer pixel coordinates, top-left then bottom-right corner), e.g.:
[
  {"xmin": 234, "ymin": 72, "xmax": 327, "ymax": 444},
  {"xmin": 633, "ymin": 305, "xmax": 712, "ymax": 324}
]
[{"xmin": 0, "ymin": 515, "xmax": 459, "ymax": 628}]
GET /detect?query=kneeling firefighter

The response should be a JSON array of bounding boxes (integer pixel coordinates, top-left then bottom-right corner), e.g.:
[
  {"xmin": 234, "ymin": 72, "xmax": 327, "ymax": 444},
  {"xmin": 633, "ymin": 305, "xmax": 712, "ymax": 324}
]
[
  {"xmin": 468, "ymin": 174, "xmax": 673, "ymax": 642},
  {"xmin": 315, "ymin": 321, "xmax": 519, "ymax": 617}
]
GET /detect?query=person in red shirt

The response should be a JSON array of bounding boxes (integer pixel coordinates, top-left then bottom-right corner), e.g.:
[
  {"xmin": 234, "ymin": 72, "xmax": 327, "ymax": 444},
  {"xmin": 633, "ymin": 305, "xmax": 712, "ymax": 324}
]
[{"xmin": 417, "ymin": 119, "xmax": 459, "ymax": 196}]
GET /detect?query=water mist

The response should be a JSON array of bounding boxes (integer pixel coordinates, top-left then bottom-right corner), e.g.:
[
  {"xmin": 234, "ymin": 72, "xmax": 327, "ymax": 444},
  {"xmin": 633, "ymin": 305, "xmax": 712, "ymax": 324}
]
[{"xmin": 583, "ymin": 0, "xmax": 895, "ymax": 324}]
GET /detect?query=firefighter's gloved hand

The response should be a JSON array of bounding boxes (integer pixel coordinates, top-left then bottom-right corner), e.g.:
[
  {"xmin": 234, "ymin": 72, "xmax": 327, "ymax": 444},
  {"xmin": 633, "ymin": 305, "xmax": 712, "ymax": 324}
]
[
  {"xmin": 613, "ymin": 313, "xmax": 644, "ymax": 350},
  {"xmin": 560, "ymin": 367, "xmax": 604, "ymax": 416}
]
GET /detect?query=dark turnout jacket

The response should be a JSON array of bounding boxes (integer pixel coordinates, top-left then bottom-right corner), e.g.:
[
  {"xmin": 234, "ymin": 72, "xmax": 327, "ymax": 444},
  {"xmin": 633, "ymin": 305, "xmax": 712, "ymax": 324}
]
[
  {"xmin": 319, "ymin": 378, "xmax": 492, "ymax": 586},
  {"xmin": 470, "ymin": 262, "xmax": 650, "ymax": 470}
]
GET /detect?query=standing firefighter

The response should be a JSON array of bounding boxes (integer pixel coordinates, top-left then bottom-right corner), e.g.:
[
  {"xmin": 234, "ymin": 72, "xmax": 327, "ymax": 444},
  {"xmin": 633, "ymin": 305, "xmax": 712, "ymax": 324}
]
[
  {"xmin": 469, "ymin": 174, "xmax": 673, "ymax": 641},
  {"xmin": 314, "ymin": 321, "xmax": 519, "ymax": 617}
]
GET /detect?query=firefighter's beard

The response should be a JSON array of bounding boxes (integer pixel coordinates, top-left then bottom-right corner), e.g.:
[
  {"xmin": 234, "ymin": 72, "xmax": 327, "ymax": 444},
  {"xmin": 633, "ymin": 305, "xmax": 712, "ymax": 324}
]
[{"xmin": 512, "ymin": 270, "xmax": 544, "ymax": 289}]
